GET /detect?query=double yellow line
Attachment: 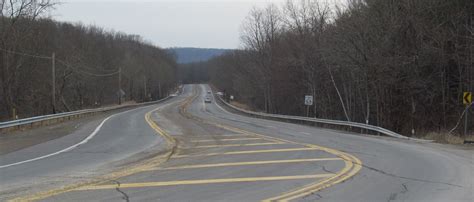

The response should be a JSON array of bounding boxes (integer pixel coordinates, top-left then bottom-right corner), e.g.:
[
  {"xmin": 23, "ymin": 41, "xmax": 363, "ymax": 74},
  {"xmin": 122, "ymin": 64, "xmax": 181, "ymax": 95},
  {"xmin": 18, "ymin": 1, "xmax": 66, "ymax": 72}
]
[
  {"xmin": 207, "ymin": 123, "xmax": 362, "ymax": 202},
  {"xmin": 12, "ymin": 86, "xmax": 362, "ymax": 202},
  {"xmin": 10, "ymin": 96, "xmax": 192, "ymax": 202},
  {"xmin": 184, "ymin": 87, "xmax": 362, "ymax": 202}
]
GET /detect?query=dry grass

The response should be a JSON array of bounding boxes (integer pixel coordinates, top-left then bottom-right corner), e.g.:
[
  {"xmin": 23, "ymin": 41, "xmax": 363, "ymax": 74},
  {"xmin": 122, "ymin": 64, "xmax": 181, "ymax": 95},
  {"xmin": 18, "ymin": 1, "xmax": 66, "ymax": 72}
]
[
  {"xmin": 230, "ymin": 101, "xmax": 253, "ymax": 111},
  {"xmin": 420, "ymin": 132, "xmax": 474, "ymax": 144}
]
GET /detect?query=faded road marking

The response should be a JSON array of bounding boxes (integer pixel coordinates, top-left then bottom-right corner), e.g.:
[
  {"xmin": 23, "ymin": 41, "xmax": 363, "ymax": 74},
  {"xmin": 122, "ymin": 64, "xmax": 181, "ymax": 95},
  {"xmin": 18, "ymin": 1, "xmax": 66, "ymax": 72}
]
[
  {"xmin": 194, "ymin": 142, "xmax": 284, "ymax": 148},
  {"xmin": 196, "ymin": 86, "xmax": 363, "ymax": 201},
  {"xmin": 190, "ymin": 137, "xmax": 262, "ymax": 143},
  {"xmin": 172, "ymin": 147, "xmax": 320, "ymax": 158},
  {"xmin": 148, "ymin": 158, "xmax": 342, "ymax": 171},
  {"xmin": 9, "ymin": 93, "xmax": 189, "ymax": 202},
  {"xmin": 76, "ymin": 174, "xmax": 335, "ymax": 191}
]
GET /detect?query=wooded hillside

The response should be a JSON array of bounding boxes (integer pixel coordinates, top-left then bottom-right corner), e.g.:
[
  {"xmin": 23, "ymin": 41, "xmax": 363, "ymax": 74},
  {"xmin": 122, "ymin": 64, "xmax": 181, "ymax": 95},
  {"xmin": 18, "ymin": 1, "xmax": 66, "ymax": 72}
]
[
  {"xmin": 206, "ymin": 0, "xmax": 473, "ymax": 137},
  {"xmin": 168, "ymin": 47, "xmax": 231, "ymax": 64},
  {"xmin": 0, "ymin": 1, "xmax": 177, "ymax": 121}
]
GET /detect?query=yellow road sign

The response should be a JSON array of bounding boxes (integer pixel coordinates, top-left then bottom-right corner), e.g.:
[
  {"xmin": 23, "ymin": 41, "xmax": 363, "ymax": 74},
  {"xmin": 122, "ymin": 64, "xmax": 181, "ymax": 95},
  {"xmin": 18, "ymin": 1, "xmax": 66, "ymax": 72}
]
[{"xmin": 464, "ymin": 92, "xmax": 472, "ymax": 105}]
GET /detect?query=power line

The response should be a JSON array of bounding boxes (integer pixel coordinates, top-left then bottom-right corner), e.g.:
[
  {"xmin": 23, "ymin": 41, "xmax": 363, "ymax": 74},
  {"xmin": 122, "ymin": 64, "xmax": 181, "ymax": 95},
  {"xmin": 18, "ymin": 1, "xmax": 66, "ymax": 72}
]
[
  {"xmin": 0, "ymin": 47, "xmax": 51, "ymax": 59},
  {"xmin": 63, "ymin": 56, "xmax": 119, "ymax": 73},
  {"xmin": 56, "ymin": 59, "xmax": 119, "ymax": 77},
  {"xmin": 0, "ymin": 47, "xmax": 119, "ymax": 77}
]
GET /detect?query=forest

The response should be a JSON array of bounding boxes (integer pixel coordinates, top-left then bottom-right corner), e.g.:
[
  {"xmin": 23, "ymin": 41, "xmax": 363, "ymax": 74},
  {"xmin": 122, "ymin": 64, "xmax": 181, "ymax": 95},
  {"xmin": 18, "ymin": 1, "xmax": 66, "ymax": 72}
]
[
  {"xmin": 196, "ymin": 0, "xmax": 473, "ymax": 138},
  {"xmin": 0, "ymin": 0, "xmax": 178, "ymax": 121},
  {"xmin": 1, "ymin": 0, "xmax": 472, "ymax": 139}
]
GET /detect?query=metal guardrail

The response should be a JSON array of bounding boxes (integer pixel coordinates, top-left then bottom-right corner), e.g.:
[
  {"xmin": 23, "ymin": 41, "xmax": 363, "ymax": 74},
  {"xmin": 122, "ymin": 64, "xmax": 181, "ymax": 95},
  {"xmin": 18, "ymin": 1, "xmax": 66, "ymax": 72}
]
[
  {"xmin": 1, "ymin": 87, "xmax": 182, "ymax": 132},
  {"xmin": 216, "ymin": 96, "xmax": 432, "ymax": 142}
]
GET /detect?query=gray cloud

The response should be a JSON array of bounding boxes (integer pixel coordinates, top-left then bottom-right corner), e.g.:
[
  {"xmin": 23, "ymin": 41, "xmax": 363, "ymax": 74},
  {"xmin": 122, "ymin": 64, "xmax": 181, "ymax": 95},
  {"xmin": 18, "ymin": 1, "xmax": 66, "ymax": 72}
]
[{"xmin": 53, "ymin": 0, "xmax": 285, "ymax": 49}]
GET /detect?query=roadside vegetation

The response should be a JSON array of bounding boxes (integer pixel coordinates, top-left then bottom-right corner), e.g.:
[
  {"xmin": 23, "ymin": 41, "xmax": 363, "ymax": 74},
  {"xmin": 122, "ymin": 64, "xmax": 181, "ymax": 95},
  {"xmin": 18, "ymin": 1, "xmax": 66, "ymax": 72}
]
[
  {"xmin": 187, "ymin": 0, "xmax": 473, "ymax": 140},
  {"xmin": 0, "ymin": 0, "xmax": 178, "ymax": 121}
]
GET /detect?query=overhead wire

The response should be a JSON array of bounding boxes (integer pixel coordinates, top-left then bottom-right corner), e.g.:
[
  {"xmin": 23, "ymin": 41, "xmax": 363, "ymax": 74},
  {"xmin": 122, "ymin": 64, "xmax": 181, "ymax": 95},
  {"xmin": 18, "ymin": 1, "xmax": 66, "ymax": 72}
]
[
  {"xmin": 0, "ymin": 47, "xmax": 119, "ymax": 77},
  {"xmin": 55, "ymin": 59, "xmax": 119, "ymax": 77},
  {"xmin": 0, "ymin": 47, "xmax": 52, "ymax": 59}
]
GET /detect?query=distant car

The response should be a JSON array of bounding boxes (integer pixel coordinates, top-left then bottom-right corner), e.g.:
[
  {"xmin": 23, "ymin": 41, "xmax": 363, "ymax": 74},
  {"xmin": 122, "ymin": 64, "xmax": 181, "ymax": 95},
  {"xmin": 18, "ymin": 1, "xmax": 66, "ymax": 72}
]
[
  {"xmin": 204, "ymin": 96, "xmax": 212, "ymax": 103},
  {"xmin": 207, "ymin": 90, "xmax": 212, "ymax": 94}
]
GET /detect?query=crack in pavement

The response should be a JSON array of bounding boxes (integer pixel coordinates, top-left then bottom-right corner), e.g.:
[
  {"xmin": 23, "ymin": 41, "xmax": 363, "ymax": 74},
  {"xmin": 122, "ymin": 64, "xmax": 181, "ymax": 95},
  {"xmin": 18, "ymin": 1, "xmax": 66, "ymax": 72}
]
[
  {"xmin": 111, "ymin": 180, "xmax": 130, "ymax": 202},
  {"xmin": 387, "ymin": 182, "xmax": 409, "ymax": 202},
  {"xmin": 360, "ymin": 163, "xmax": 464, "ymax": 188},
  {"xmin": 302, "ymin": 191, "xmax": 323, "ymax": 200}
]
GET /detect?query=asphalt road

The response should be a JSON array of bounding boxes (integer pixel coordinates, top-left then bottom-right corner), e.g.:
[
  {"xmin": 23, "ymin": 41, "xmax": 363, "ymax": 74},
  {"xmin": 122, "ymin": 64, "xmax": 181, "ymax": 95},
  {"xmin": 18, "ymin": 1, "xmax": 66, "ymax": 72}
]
[
  {"xmin": 1, "ymin": 84, "xmax": 473, "ymax": 201},
  {"xmin": 0, "ymin": 91, "xmax": 186, "ymax": 200}
]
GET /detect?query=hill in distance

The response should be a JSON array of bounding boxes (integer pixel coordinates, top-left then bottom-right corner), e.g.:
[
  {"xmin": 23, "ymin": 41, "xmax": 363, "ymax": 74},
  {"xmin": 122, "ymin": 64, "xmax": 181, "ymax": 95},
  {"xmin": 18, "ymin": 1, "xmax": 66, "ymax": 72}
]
[{"xmin": 168, "ymin": 47, "xmax": 232, "ymax": 64}]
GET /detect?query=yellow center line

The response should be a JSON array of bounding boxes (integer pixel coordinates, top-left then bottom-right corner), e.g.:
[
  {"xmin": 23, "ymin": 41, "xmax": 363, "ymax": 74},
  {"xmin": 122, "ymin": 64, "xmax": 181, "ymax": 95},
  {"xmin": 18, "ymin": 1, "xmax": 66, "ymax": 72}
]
[
  {"xmin": 174, "ymin": 134, "xmax": 249, "ymax": 137},
  {"xmin": 194, "ymin": 142, "xmax": 284, "ymax": 148},
  {"xmin": 146, "ymin": 158, "xmax": 342, "ymax": 171},
  {"xmin": 187, "ymin": 89, "xmax": 363, "ymax": 201},
  {"xmin": 172, "ymin": 147, "xmax": 320, "ymax": 158},
  {"xmin": 9, "ymin": 96, "xmax": 191, "ymax": 202},
  {"xmin": 190, "ymin": 137, "xmax": 262, "ymax": 143},
  {"xmin": 75, "ymin": 174, "xmax": 335, "ymax": 191}
]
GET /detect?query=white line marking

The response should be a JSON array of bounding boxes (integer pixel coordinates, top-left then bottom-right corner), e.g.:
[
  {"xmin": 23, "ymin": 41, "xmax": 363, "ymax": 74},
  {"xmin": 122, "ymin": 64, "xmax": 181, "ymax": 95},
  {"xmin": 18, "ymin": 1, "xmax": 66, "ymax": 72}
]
[
  {"xmin": 0, "ymin": 100, "xmax": 177, "ymax": 169},
  {"xmin": 0, "ymin": 116, "xmax": 113, "ymax": 169}
]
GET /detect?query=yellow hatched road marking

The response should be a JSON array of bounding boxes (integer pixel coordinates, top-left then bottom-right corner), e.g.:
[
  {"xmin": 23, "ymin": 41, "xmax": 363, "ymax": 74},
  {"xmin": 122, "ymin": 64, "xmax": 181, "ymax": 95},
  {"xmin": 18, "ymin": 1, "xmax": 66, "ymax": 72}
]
[
  {"xmin": 147, "ymin": 158, "xmax": 341, "ymax": 171},
  {"xmin": 220, "ymin": 134, "xmax": 250, "ymax": 136},
  {"xmin": 190, "ymin": 137, "xmax": 262, "ymax": 143},
  {"xmin": 75, "ymin": 174, "xmax": 335, "ymax": 191},
  {"xmin": 175, "ymin": 134, "xmax": 250, "ymax": 137},
  {"xmin": 190, "ymin": 88, "xmax": 363, "ymax": 201},
  {"xmin": 172, "ymin": 147, "xmax": 319, "ymax": 158},
  {"xmin": 12, "ymin": 86, "xmax": 362, "ymax": 202},
  {"xmin": 9, "ymin": 96, "xmax": 192, "ymax": 202},
  {"xmin": 263, "ymin": 153, "xmax": 362, "ymax": 201},
  {"xmin": 194, "ymin": 142, "xmax": 284, "ymax": 148}
]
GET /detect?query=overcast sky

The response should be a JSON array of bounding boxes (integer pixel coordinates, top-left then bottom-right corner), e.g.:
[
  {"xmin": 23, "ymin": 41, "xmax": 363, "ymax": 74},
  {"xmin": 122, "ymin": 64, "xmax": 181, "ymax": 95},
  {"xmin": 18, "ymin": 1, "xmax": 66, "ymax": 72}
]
[{"xmin": 52, "ymin": 0, "xmax": 291, "ymax": 49}]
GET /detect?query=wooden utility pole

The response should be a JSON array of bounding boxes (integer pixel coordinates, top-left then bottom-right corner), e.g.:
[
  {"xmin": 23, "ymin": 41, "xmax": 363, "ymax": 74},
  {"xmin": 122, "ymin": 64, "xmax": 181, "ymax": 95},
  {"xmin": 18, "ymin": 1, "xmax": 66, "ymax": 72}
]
[
  {"xmin": 306, "ymin": 105, "xmax": 310, "ymax": 117},
  {"xmin": 158, "ymin": 81, "xmax": 161, "ymax": 98},
  {"xmin": 118, "ymin": 66, "xmax": 122, "ymax": 105},
  {"xmin": 52, "ymin": 52, "xmax": 56, "ymax": 113},
  {"xmin": 144, "ymin": 75, "xmax": 147, "ymax": 101}
]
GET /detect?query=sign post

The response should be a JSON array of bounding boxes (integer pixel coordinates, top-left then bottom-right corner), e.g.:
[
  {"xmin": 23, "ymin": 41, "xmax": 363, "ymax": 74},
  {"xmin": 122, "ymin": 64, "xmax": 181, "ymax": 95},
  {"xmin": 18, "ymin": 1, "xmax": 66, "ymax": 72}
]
[
  {"xmin": 304, "ymin": 95, "xmax": 313, "ymax": 117},
  {"xmin": 463, "ymin": 92, "xmax": 472, "ymax": 105},
  {"xmin": 117, "ymin": 89, "xmax": 125, "ymax": 105},
  {"xmin": 463, "ymin": 92, "xmax": 472, "ymax": 136},
  {"xmin": 12, "ymin": 108, "xmax": 16, "ymax": 120}
]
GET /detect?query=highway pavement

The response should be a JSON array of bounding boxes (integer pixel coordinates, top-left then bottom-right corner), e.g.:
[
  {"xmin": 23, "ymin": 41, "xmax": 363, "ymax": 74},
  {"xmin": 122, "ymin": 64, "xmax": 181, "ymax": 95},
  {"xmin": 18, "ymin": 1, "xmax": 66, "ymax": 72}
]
[{"xmin": 0, "ymin": 84, "xmax": 473, "ymax": 201}]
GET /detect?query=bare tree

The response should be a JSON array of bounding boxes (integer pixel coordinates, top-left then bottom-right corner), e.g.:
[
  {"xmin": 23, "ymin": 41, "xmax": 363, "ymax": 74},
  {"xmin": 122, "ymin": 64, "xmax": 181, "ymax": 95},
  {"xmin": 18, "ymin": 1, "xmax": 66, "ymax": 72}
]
[{"xmin": 240, "ymin": 4, "xmax": 282, "ymax": 112}]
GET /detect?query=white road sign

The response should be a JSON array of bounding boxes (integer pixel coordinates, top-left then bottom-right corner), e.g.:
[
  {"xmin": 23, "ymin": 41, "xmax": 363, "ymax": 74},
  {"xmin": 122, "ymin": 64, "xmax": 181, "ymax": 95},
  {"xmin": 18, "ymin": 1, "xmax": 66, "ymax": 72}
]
[{"xmin": 305, "ymin": 95, "xmax": 313, "ymax": 106}]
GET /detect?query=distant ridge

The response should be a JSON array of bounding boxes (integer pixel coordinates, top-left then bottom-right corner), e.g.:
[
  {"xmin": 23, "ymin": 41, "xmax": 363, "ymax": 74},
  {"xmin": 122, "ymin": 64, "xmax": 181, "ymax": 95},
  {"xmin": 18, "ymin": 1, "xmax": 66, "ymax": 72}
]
[{"xmin": 168, "ymin": 47, "xmax": 232, "ymax": 64}]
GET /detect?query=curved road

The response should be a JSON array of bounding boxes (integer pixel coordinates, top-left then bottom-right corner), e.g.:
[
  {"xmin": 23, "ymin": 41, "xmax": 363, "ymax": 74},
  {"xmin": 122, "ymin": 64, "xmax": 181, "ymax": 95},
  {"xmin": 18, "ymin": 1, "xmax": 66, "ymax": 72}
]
[{"xmin": 0, "ymin": 84, "xmax": 472, "ymax": 201}]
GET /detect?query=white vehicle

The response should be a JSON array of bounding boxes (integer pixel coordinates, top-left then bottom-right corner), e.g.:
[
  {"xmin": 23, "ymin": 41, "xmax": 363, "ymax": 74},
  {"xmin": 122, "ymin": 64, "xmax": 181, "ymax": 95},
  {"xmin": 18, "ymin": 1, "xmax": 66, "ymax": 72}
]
[{"xmin": 204, "ymin": 96, "xmax": 212, "ymax": 103}]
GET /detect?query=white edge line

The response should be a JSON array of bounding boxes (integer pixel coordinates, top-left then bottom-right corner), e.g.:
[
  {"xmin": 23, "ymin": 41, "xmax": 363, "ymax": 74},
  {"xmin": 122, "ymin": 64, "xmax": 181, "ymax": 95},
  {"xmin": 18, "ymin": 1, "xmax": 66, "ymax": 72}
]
[
  {"xmin": 206, "ymin": 84, "xmax": 231, "ymax": 115},
  {"xmin": 0, "ymin": 99, "xmax": 175, "ymax": 169},
  {"xmin": 0, "ymin": 115, "xmax": 112, "ymax": 169}
]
